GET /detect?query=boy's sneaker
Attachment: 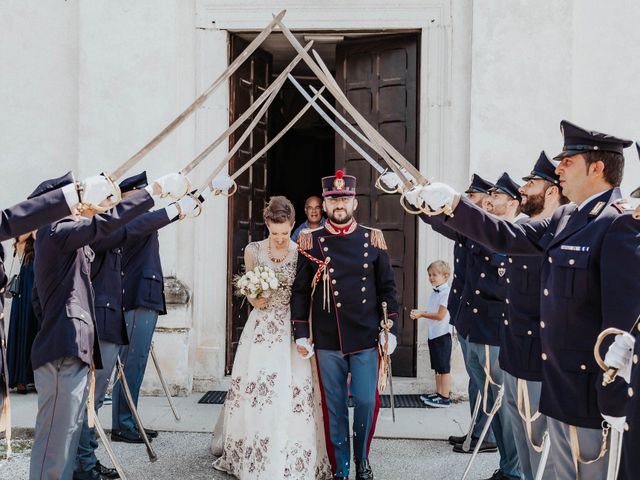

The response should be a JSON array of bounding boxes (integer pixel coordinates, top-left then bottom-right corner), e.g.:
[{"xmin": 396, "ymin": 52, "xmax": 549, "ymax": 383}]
[
  {"xmin": 424, "ymin": 395, "xmax": 452, "ymax": 408},
  {"xmin": 419, "ymin": 393, "xmax": 439, "ymax": 404}
]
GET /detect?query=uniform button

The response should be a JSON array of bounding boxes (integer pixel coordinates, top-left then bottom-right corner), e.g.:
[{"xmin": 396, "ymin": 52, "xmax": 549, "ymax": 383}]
[
  {"xmin": 326, "ymin": 256, "xmax": 331, "ymax": 262},
  {"xmin": 458, "ymin": 243, "xmax": 463, "ymax": 247},
  {"xmin": 508, "ymin": 258, "xmax": 513, "ymax": 264},
  {"xmin": 500, "ymin": 262, "xmax": 505, "ymax": 267},
  {"xmin": 361, "ymin": 287, "xmax": 366, "ymax": 292},
  {"xmin": 106, "ymin": 303, "xmax": 110, "ymax": 307},
  {"xmin": 324, "ymin": 247, "xmax": 328, "ymax": 252},
  {"xmin": 363, "ymin": 263, "xmax": 368, "ymax": 269},
  {"xmin": 629, "ymin": 387, "xmax": 634, "ymax": 398},
  {"xmin": 336, "ymin": 302, "xmax": 342, "ymax": 308},
  {"xmin": 362, "ymin": 299, "xmax": 366, "ymax": 304},
  {"xmin": 523, "ymin": 265, "xmax": 528, "ymax": 270},
  {"xmin": 484, "ymin": 256, "xmax": 489, "ymax": 261},
  {"xmin": 123, "ymin": 289, "xmax": 125, "ymax": 294},
  {"xmin": 471, "ymin": 244, "xmax": 475, "ymax": 248},
  {"xmin": 506, "ymin": 278, "xmax": 510, "ymax": 284},
  {"xmin": 320, "ymin": 238, "xmax": 325, "ymax": 242},
  {"xmin": 330, "ymin": 268, "xmax": 335, "ymax": 273},
  {"xmin": 456, "ymin": 259, "xmax": 459, "ymax": 263},
  {"xmin": 624, "ymin": 422, "xmax": 630, "ymax": 431},
  {"xmin": 540, "ymin": 321, "xmax": 546, "ymax": 328},
  {"xmin": 506, "ymin": 299, "xmax": 510, "ymax": 304},
  {"xmin": 364, "ymin": 233, "xmax": 369, "ymax": 238},
  {"xmin": 475, "ymin": 290, "xmax": 480, "ymax": 295},
  {"xmin": 364, "ymin": 243, "xmax": 369, "ymax": 247},
  {"xmin": 480, "ymin": 273, "xmax": 486, "ymax": 278},
  {"xmin": 580, "ymin": 364, "xmax": 586, "ymax": 371},
  {"xmin": 633, "ymin": 354, "xmax": 638, "ymax": 365},
  {"xmin": 541, "ymin": 353, "xmax": 547, "ymax": 360},
  {"xmin": 361, "ymin": 277, "xmax": 366, "ymax": 281},
  {"xmin": 331, "ymin": 279, "xmax": 336, "ymax": 285},
  {"xmin": 548, "ymin": 256, "xmax": 553, "ymax": 263},
  {"xmin": 364, "ymin": 252, "xmax": 369, "ymax": 257},
  {"xmin": 569, "ymin": 259, "xmax": 576, "ymax": 265},
  {"xmin": 504, "ymin": 320, "xmax": 509, "ymax": 326},
  {"xmin": 473, "ymin": 308, "xmax": 478, "ymax": 314},
  {"xmin": 527, "ymin": 330, "xmax": 532, "ymax": 335},
  {"xmin": 334, "ymin": 291, "xmax": 339, "ymax": 296},
  {"xmin": 152, "ymin": 275, "xmax": 156, "ymax": 279},
  {"xmin": 453, "ymin": 289, "xmax": 457, "ymax": 294},
  {"xmin": 454, "ymin": 274, "xmax": 457, "ymax": 279},
  {"xmin": 80, "ymin": 314, "xmax": 85, "ymax": 318},
  {"xmin": 543, "ymin": 289, "xmax": 549, "ymax": 296}
]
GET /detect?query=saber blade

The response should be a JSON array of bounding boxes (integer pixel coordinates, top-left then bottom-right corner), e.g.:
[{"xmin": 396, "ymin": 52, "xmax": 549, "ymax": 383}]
[
  {"xmin": 462, "ymin": 391, "xmax": 482, "ymax": 452},
  {"xmin": 108, "ymin": 10, "xmax": 287, "ymax": 180},
  {"xmin": 93, "ymin": 413, "xmax": 129, "ymax": 480},
  {"xmin": 150, "ymin": 342, "xmax": 181, "ymax": 421}
]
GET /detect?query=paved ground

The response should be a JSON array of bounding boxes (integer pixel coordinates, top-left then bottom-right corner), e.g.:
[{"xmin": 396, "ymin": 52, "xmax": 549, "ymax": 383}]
[{"xmin": 0, "ymin": 433, "xmax": 500, "ymax": 480}]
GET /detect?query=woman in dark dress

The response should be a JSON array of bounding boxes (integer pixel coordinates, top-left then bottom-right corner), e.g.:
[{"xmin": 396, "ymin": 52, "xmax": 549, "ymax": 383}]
[{"xmin": 7, "ymin": 232, "xmax": 38, "ymax": 394}]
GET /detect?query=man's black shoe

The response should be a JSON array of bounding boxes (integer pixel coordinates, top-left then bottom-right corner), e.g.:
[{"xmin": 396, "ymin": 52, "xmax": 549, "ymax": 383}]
[
  {"xmin": 355, "ymin": 459, "xmax": 374, "ymax": 480},
  {"xmin": 483, "ymin": 469, "xmax": 515, "ymax": 480},
  {"xmin": 136, "ymin": 426, "xmax": 159, "ymax": 438},
  {"xmin": 72, "ymin": 468, "xmax": 102, "ymax": 480},
  {"xmin": 452, "ymin": 438, "xmax": 497, "ymax": 453},
  {"xmin": 448, "ymin": 434, "xmax": 469, "ymax": 445},
  {"xmin": 95, "ymin": 461, "xmax": 120, "ymax": 479},
  {"xmin": 110, "ymin": 429, "xmax": 150, "ymax": 444}
]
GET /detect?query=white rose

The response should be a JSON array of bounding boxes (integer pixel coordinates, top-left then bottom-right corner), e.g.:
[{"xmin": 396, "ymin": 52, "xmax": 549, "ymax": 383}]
[
  {"xmin": 268, "ymin": 279, "xmax": 279, "ymax": 290},
  {"xmin": 261, "ymin": 271, "xmax": 269, "ymax": 280},
  {"xmin": 261, "ymin": 280, "xmax": 270, "ymax": 290}
]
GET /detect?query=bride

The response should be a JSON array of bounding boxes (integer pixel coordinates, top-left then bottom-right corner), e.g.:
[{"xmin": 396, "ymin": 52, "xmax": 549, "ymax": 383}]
[{"xmin": 212, "ymin": 196, "xmax": 332, "ymax": 479}]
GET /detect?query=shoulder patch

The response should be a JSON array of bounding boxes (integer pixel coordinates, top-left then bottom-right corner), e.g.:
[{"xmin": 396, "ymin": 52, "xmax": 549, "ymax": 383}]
[
  {"xmin": 296, "ymin": 227, "xmax": 322, "ymax": 251},
  {"xmin": 363, "ymin": 226, "xmax": 387, "ymax": 250},
  {"xmin": 611, "ymin": 199, "xmax": 632, "ymax": 214}
]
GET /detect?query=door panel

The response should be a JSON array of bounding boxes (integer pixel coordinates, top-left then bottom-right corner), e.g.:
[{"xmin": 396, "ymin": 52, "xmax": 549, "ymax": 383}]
[
  {"xmin": 335, "ymin": 34, "xmax": 419, "ymax": 376},
  {"xmin": 225, "ymin": 36, "xmax": 272, "ymax": 374}
]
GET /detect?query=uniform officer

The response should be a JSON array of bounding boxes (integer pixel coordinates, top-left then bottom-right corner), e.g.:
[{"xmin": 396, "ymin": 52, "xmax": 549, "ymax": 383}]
[
  {"xmin": 425, "ymin": 174, "xmax": 498, "ymax": 448},
  {"xmin": 111, "ymin": 176, "xmax": 188, "ymax": 443},
  {"xmin": 500, "ymin": 152, "xmax": 568, "ymax": 480},
  {"xmin": 595, "ymin": 142, "xmax": 640, "ymax": 480},
  {"xmin": 0, "ymin": 172, "xmax": 125, "ymax": 440},
  {"xmin": 419, "ymin": 120, "xmax": 640, "ymax": 479},
  {"xmin": 29, "ymin": 172, "xmax": 188, "ymax": 480},
  {"xmin": 291, "ymin": 170, "xmax": 399, "ymax": 480},
  {"xmin": 72, "ymin": 173, "xmax": 199, "ymax": 479}
]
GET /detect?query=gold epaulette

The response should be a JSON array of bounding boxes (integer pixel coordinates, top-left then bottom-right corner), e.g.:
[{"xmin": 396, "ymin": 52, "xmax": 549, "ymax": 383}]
[
  {"xmin": 363, "ymin": 226, "xmax": 387, "ymax": 250},
  {"xmin": 296, "ymin": 227, "xmax": 323, "ymax": 251}
]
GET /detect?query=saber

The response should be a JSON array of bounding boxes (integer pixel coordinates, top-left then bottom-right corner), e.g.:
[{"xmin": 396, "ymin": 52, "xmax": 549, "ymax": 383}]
[
  {"xmin": 462, "ymin": 391, "xmax": 482, "ymax": 452},
  {"xmin": 115, "ymin": 356, "xmax": 158, "ymax": 462},
  {"xmin": 461, "ymin": 385, "xmax": 504, "ymax": 480},
  {"xmin": 378, "ymin": 302, "xmax": 396, "ymax": 422},
  {"xmin": 288, "ymin": 76, "xmax": 385, "ymax": 174},
  {"xmin": 209, "ymin": 83, "xmax": 328, "ymax": 192},
  {"xmin": 594, "ymin": 313, "xmax": 640, "ymax": 386},
  {"xmin": 150, "ymin": 342, "xmax": 181, "ymax": 421},
  {"xmin": 92, "ymin": 411, "xmax": 129, "ymax": 480},
  {"xmin": 533, "ymin": 431, "xmax": 551, "ymax": 480},
  {"xmin": 108, "ymin": 10, "xmax": 287, "ymax": 181},
  {"xmin": 180, "ymin": 41, "xmax": 312, "ymax": 179}
]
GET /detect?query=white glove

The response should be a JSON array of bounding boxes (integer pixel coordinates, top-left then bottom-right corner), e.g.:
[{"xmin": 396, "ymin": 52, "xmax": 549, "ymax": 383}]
[
  {"xmin": 403, "ymin": 185, "xmax": 425, "ymax": 209},
  {"xmin": 79, "ymin": 174, "xmax": 119, "ymax": 207},
  {"xmin": 295, "ymin": 338, "xmax": 315, "ymax": 359},
  {"xmin": 148, "ymin": 172, "xmax": 190, "ymax": 199},
  {"xmin": 177, "ymin": 194, "xmax": 200, "ymax": 216},
  {"xmin": 379, "ymin": 172, "xmax": 402, "ymax": 190},
  {"xmin": 379, "ymin": 332, "xmax": 397, "ymax": 355},
  {"xmin": 211, "ymin": 174, "xmax": 234, "ymax": 193},
  {"xmin": 199, "ymin": 186, "xmax": 215, "ymax": 203},
  {"xmin": 602, "ymin": 414, "xmax": 627, "ymax": 434},
  {"xmin": 419, "ymin": 182, "xmax": 457, "ymax": 211},
  {"xmin": 604, "ymin": 332, "xmax": 635, "ymax": 383}
]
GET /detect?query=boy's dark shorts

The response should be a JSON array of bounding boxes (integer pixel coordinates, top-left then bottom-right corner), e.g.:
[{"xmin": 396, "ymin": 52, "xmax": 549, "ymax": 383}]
[{"xmin": 428, "ymin": 333, "xmax": 452, "ymax": 374}]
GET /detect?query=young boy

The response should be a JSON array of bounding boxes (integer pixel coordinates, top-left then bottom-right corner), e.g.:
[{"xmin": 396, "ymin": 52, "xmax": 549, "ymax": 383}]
[{"xmin": 410, "ymin": 260, "xmax": 452, "ymax": 408}]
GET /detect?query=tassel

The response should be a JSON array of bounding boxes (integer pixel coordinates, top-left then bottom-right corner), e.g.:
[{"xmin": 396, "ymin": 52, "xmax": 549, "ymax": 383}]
[{"xmin": 297, "ymin": 229, "xmax": 313, "ymax": 251}]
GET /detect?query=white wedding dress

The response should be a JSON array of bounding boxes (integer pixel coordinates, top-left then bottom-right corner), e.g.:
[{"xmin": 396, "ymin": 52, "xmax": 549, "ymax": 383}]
[{"xmin": 212, "ymin": 239, "xmax": 332, "ymax": 480}]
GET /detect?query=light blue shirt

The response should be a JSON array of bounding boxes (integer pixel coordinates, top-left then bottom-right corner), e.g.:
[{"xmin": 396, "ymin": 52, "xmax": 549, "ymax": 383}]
[{"xmin": 291, "ymin": 218, "xmax": 326, "ymax": 242}]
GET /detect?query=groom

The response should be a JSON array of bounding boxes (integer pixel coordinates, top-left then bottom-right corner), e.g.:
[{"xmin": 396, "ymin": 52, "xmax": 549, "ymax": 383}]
[{"xmin": 291, "ymin": 170, "xmax": 399, "ymax": 480}]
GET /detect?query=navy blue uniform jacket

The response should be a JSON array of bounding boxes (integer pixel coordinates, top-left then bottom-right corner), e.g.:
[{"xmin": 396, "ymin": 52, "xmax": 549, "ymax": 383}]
[
  {"xmin": 91, "ymin": 208, "xmax": 175, "ymax": 345},
  {"xmin": 442, "ymin": 188, "xmax": 640, "ymax": 428},
  {"xmin": 121, "ymin": 208, "xmax": 173, "ymax": 314},
  {"xmin": 31, "ymin": 190, "xmax": 154, "ymax": 371},
  {"xmin": 290, "ymin": 224, "xmax": 399, "ymax": 354}
]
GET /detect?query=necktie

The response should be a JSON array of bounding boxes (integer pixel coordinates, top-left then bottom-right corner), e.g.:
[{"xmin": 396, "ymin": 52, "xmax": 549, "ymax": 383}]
[{"xmin": 555, "ymin": 207, "xmax": 576, "ymax": 235}]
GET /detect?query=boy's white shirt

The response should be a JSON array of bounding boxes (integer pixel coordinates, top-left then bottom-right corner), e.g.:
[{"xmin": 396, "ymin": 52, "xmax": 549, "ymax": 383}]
[{"xmin": 425, "ymin": 283, "xmax": 451, "ymax": 340}]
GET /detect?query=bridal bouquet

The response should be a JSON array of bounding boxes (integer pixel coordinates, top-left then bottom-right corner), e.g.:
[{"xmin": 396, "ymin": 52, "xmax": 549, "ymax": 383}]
[{"xmin": 234, "ymin": 265, "xmax": 281, "ymax": 299}]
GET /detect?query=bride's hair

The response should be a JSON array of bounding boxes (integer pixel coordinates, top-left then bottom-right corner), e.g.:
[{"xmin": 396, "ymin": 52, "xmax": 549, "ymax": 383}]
[{"xmin": 263, "ymin": 196, "xmax": 295, "ymax": 225}]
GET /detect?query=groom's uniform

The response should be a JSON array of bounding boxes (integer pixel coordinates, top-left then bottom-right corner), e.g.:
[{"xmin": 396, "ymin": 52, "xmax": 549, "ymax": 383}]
[{"xmin": 291, "ymin": 171, "xmax": 399, "ymax": 480}]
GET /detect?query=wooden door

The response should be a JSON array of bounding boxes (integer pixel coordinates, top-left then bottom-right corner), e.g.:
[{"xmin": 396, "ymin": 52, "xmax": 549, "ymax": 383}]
[
  {"xmin": 335, "ymin": 34, "xmax": 419, "ymax": 376},
  {"xmin": 225, "ymin": 36, "xmax": 272, "ymax": 373}
]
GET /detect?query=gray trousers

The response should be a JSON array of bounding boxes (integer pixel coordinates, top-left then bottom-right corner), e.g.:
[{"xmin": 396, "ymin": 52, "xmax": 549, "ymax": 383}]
[
  {"xmin": 30, "ymin": 357, "xmax": 89, "ymax": 480},
  {"xmin": 547, "ymin": 417, "xmax": 610, "ymax": 480},
  {"xmin": 503, "ymin": 373, "xmax": 555, "ymax": 480},
  {"xmin": 75, "ymin": 340, "xmax": 120, "ymax": 473}
]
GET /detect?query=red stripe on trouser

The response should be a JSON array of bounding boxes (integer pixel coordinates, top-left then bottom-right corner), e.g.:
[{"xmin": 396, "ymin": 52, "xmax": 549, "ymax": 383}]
[
  {"xmin": 366, "ymin": 356, "xmax": 381, "ymax": 456},
  {"xmin": 313, "ymin": 356, "xmax": 337, "ymax": 474}
]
